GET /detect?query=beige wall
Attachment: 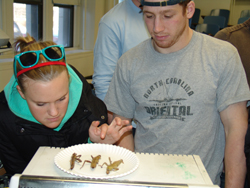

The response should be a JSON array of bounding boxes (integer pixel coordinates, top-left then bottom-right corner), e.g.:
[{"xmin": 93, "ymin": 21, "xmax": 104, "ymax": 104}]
[
  {"xmin": 0, "ymin": 60, "xmax": 12, "ymax": 91},
  {"xmin": 230, "ymin": 1, "xmax": 250, "ymax": 25},
  {"xmin": 195, "ymin": 0, "xmax": 250, "ymax": 25}
]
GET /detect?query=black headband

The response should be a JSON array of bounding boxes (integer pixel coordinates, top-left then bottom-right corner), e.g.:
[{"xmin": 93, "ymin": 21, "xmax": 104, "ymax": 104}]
[{"xmin": 140, "ymin": 0, "xmax": 187, "ymax": 6}]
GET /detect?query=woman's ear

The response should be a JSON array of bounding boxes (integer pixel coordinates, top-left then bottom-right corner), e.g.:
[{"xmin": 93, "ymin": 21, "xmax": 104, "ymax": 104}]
[
  {"xmin": 186, "ymin": 1, "xmax": 195, "ymax": 19},
  {"xmin": 16, "ymin": 85, "xmax": 26, "ymax": 100}
]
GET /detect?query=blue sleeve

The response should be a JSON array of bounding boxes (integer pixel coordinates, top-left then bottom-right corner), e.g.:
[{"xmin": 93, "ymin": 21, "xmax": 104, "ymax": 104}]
[{"xmin": 92, "ymin": 22, "xmax": 122, "ymax": 101}]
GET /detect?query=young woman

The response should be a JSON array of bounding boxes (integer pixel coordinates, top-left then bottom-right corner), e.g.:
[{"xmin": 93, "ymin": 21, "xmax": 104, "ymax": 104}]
[{"xmin": 0, "ymin": 35, "xmax": 132, "ymax": 176}]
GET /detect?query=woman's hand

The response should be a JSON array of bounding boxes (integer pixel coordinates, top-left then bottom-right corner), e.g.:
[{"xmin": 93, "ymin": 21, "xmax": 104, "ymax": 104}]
[{"xmin": 89, "ymin": 117, "xmax": 132, "ymax": 144}]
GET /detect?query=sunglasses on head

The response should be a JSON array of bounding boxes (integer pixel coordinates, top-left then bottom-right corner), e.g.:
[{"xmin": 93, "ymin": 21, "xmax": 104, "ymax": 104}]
[{"xmin": 14, "ymin": 45, "xmax": 65, "ymax": 78}]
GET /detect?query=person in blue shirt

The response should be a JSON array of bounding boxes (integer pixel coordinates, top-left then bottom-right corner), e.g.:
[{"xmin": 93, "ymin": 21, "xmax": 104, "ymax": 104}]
[{"xmin": 92, "ymin": 0, "xmax": 150, "ymax": 102}]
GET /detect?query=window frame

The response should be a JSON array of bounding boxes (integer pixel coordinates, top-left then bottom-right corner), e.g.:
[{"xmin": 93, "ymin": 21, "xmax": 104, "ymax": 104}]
[{"xmin": 0, "ymin": 0, "xmax": 84, "ymax": 51}]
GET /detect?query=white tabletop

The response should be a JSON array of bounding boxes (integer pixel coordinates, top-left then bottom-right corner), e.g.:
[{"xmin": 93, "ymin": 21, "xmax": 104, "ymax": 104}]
[{"xmin": 9, "ymin": 146, "xmax": 219, "ymax": 188}]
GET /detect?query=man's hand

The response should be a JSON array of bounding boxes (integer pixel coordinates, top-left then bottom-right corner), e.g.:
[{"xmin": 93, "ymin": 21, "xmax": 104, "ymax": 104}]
[{"xmin": 89, "ymin": 117, "xmax": 133, "ymax": 144}]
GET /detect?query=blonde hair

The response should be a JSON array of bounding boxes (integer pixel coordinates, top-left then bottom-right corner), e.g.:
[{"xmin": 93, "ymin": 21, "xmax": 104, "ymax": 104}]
[{"xmin": 13, "ymin": 34, "xmax": 68, "ymax": 92}]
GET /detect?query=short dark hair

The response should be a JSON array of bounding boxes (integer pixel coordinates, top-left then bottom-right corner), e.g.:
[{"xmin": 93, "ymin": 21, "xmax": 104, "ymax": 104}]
[{"xmin": 179, "ymin": 0, "xmax": 192, "ymax": 14}]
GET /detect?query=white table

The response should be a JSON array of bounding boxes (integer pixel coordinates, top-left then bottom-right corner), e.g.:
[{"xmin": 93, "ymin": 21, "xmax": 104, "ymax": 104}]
[{"xmin": 9, "ymin": 146, "xmax": 219, "ymax": 188}]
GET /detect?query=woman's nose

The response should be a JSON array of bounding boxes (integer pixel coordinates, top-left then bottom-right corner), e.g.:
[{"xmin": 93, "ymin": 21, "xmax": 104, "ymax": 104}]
[{"xmin": 48, "ymin": 103, "xmax": 59, "ymax": 117}]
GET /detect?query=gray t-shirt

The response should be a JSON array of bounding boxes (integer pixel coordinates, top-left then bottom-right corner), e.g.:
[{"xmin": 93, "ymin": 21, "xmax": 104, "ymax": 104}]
[{"xmin": 104, "ymin": 31, "xmax": 250, "ymax": 185}]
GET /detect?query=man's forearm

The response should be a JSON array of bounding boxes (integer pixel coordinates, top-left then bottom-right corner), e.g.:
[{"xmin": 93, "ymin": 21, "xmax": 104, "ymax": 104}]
[
  {"xmin": 220, "ymin": 102, "xmax": 248, "ymax": 188},
  {"xmin": 116, "ymin": 130, "xmax": 134, "ymax": 151},
  {"xmin": 224, "ymin": 140, "xmax": 246, "ymax": 188}
]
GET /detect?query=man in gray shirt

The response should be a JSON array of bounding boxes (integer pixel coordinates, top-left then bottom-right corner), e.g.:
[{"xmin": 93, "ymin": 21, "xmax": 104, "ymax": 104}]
[{"xmin": 104, "ymin": 0, "xmax": 250, "ymax": 187}]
